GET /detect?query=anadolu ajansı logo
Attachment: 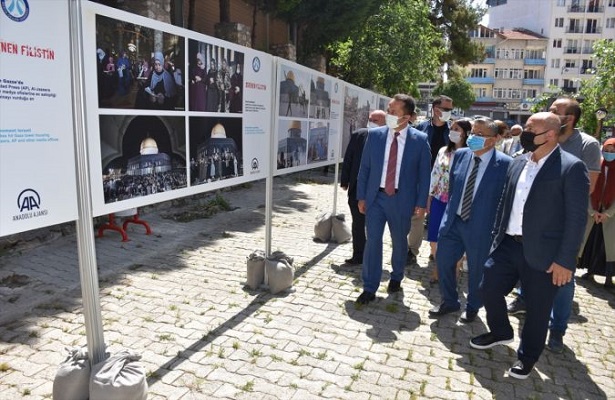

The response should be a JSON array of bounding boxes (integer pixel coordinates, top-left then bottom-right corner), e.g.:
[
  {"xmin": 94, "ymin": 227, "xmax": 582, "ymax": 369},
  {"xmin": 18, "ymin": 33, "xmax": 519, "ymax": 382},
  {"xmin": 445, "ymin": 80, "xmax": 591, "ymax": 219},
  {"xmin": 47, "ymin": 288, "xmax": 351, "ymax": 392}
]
[
  {"xmin": 1, "ymin": 0, "xmax": 30, "ymax": 22},
  {"xmin": 17, "ymin": 188, "xmax": 40, "ymax": 212}
]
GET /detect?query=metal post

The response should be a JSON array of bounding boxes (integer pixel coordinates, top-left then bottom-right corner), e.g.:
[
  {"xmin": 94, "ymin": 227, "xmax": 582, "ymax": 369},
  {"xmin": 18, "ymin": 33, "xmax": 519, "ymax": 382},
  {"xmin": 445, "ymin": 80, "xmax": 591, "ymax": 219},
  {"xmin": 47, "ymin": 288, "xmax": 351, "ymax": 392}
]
[
  {"xmin": 265, "ymin": 60, "xmax": 278, "ymax": 257},
  {"xmin": 69, "ymin": 0, "xmax": 106, "ymax": 364}
]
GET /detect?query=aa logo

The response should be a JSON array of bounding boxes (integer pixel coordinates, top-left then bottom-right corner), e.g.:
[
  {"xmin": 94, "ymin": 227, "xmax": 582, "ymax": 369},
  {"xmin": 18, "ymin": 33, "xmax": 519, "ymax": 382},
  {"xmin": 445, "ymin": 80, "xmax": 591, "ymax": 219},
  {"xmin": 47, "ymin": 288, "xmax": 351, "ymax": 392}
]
[{"xmin": 17, "ymin": 188, "xmax": 40, "ymax": 212}]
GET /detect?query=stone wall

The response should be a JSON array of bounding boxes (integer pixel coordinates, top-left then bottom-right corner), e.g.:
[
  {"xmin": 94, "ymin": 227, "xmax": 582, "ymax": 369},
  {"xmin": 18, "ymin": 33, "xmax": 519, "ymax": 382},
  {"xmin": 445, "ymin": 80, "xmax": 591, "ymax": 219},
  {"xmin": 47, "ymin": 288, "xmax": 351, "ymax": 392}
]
[
  {"xmin": 270, "ymin": 43, "xmax": 297, "ymax": 63},
  {"xmin": 214, "ymin": 22, "xmax": 252, "ymax": 48}
]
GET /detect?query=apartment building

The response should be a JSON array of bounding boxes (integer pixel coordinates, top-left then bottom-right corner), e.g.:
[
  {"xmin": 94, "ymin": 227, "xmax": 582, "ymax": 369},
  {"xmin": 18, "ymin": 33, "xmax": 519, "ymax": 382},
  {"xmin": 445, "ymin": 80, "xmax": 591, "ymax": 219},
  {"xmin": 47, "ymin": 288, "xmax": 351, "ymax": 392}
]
[
  {"xmin": 466, "ymin": 25, "xmax": 547, "ymax": 124},
  {"xmin": 487, "ymin": 0, "xmax": 615, "ymax": 94}
]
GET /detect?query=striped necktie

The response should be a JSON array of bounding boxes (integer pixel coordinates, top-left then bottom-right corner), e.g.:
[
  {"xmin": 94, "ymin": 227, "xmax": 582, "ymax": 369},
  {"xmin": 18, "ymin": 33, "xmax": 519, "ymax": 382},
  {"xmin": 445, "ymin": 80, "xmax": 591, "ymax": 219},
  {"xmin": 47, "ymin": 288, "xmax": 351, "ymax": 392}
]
[
  {"xmin": 384, "ymin": 132, "xmax": 400, "ymax": 196},
  {"xmin": 460, "ymin": 156, "xmax": 481, "ymax": 221}
]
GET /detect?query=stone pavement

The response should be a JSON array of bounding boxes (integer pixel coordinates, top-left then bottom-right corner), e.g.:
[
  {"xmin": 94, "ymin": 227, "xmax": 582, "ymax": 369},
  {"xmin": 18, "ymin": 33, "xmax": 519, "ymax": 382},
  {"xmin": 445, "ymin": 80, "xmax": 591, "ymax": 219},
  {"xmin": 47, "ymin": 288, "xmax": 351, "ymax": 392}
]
[{"xmin": 0, "ymin": 170, "xmax": 614, "ymax": 399}]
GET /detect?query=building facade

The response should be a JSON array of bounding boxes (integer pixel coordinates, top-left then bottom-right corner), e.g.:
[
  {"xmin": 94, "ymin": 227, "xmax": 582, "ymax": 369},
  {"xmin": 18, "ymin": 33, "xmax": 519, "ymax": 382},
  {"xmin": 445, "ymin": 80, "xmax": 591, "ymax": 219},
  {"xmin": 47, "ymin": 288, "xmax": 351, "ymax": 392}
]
[{"xmin": 466, "ymin": 25, "xmax": 547, "ymax": 124}]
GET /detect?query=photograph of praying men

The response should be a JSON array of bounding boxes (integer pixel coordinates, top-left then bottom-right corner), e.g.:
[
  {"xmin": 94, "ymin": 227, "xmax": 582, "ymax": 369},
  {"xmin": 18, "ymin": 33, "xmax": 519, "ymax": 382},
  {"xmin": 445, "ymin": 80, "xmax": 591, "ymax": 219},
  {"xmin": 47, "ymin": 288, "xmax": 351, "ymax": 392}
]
[
  {"xmin": 99, "ymin": 115, "xmax": 187, "ymax": 204},
  {"xmin": 188, "ymin": 39, "xmax": 244, "ymax": 113},
  {"xmin": 309, "ymin": 76, "xmax": 331, "ymax": 120},
  {"xmin": 95, "ymin": 15, "xmax": 185, "ymax": 111},
  {"xmin": 307, "ymin": 122, "xmax": 329, "ymax": 164},
  {"xmin": 277, "ymin": 119, "xmax": 307, "ymax": 170},
  {"xmin": 188, "ymin": 116, "xmax": 243, "ymax": 185},
  {"xmin": 341, "ymin": 87, "xmax": 372, "ymax": 157},
  {"xmin": 278, "ymin": 66, "xmax": 310, "ymax": 118}
]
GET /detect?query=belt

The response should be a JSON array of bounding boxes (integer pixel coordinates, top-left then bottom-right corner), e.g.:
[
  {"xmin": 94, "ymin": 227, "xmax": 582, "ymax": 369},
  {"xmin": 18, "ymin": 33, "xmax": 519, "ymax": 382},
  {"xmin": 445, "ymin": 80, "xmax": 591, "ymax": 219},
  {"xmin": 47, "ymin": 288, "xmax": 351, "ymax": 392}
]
[
  {"xmin": 379, "ymin": 187, "xmax": 398, "ymax": 194},
  {"xmin": 507, "ymin": 234, "xmax": 523, "ymax": 243}
]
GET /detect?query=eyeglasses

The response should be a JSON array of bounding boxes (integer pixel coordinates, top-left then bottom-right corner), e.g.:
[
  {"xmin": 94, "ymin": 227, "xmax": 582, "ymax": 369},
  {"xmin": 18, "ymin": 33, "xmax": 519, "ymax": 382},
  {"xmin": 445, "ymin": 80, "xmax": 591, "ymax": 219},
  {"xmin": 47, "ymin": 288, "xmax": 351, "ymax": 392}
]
[
  {"xmin": 438, "ymin": 107, "xmax": 453, "ymax": 112},
  {"xmin": 470, "ymin": 132, "xmax": 496, "ymax": 138}
]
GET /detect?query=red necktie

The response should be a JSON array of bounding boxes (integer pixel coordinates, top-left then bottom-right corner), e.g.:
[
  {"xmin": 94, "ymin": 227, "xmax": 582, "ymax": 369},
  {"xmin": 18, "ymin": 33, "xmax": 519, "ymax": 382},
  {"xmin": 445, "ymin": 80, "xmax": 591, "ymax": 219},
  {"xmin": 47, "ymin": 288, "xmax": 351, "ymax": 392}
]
[{"xmin": 384, "ymin": 132, "xmax": 399, "ymax": 196}]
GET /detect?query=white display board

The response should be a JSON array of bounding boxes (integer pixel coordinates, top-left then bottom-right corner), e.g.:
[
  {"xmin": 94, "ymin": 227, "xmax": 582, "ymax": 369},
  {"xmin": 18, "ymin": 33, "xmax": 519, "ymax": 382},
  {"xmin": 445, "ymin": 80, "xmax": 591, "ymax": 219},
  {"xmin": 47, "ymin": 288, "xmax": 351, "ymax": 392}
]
[
  {"xmin": 81, "ymin": 2, "xmax": 274, "ymax": 216},
  {"xmin": 339, "ymin": 82, "xmax": 380, "ymax": 160},
  {"xmin": 0, "ymin": 0, "xmax": 78, "ymax": 237},
  {"xmin": 273, "ymin": 59, "xmax": 343, "ymax": 176}
]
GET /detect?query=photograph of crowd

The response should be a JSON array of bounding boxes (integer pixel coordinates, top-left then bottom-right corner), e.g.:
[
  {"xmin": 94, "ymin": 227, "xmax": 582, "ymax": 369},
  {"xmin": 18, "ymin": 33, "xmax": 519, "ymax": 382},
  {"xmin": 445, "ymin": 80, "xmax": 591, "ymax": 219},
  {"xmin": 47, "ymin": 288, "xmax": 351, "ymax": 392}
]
[
  {"xmin": 189, "ymin": 117, "xmax": 243, "ymax": 185},
  {"xmin": 307, "ymin": 122, "xmax": 329, "ymax": 164},
  {"xmin": 309, "ymin": 76, "xmax": 331, "ymax": 120},
  {"xmin": 188, "ymin": 39, "xmax": 244, "ymax": 114},
  {"xmin": 278, "ymin": 66, "xmax": 310, "ymax": 118},
  {"xmin": 99, "ymin": 115, "xmax": 187, "ymax": 203},
  {"xmin": 277, "ymin": 119, "xmax": 307, "ymax": 170},
  {"xmin": 341, "ymin": 87, "xmax": 374, "ymax": 157},
  {"xmin": 96, "ymin": 15, "xmax": 185, "ymax": 111}
]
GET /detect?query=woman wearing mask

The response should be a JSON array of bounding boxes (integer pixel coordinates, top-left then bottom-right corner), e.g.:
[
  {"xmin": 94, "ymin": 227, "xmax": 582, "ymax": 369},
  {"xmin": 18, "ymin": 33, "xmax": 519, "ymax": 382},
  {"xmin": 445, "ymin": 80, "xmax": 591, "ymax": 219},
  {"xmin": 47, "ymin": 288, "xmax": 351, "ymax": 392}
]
[
  {"xmin": 426, "ymin": 118, "xmax": 471, "ymax": 283},
  {"xmin": 579, "ymin": 137, "xmax": 615, "ymax": 287}
]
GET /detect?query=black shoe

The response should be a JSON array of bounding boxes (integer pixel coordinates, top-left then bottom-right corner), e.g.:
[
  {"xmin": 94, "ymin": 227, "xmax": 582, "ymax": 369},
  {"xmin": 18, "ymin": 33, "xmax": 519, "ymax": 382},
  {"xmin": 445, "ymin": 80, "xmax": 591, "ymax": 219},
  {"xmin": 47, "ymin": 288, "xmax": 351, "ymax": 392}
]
[
  {"xmin": 546, "ymin": 330, "xmax": 564, "ymax": 353},
  {"xmin": 407, "ymin": 251, "xmax": 417, "ymax": 265},
  {"xmin": 508, "ymin": 360, "xmax": 533, "ymax": 380},
  {"xmin": 459, "ymin": 309, "xmax": 478, "ymax": 323},
  {"xmin": 469, "ymin": 332, "xmax": 513, "ymax": 350},
  {"xmin": 344, "ymin": 257, "xmax": 362, "ymax": 265},
  {"xmin": 507, "ymin": 297, "xmax": 526, "ymax": 315},
  {"xmin": 355, "ymin": 291, "xmax": 375, "ymax": 305},
  {"xmin": 428, "ymin": 302, "xmax": 460, "ymax": 317},
  {"xmin": 387, "ymin": 280, "xmax": 402, "ymax": 293}
]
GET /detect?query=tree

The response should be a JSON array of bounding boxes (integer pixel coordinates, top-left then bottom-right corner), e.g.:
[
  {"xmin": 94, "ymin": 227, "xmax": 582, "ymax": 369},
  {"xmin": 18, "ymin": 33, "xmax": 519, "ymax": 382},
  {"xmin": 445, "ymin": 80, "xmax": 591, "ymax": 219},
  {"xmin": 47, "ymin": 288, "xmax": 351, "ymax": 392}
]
[
  {"xmin": 327, "ymin": 0, "xmax": 445, "ymax": 96},
  {"xmin": 432, "ymin": 77, "xmax": 476, "ymax": 110},
  {"xmin": 577, "ymin": 39, "xmax": 615, "ymax": 139},
  {"xmin": 428, "ymin": 0, "xmax": 486, "ymax": 66}
]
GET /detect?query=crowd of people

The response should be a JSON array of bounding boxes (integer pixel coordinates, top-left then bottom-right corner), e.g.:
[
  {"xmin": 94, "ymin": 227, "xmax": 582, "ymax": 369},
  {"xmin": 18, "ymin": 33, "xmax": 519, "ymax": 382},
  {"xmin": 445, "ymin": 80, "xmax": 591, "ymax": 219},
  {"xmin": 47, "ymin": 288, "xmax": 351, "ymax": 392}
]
[
  {"xmin": 189, "ymin": 55, "xmax": 243, "ymax": 113},
  {"xmin": 103, "ymin": 170, "xmax": 187, "ymax": 203},
  {"xmin": 341, "ymin": 93, "xmax": 612, "ymax": 380}
]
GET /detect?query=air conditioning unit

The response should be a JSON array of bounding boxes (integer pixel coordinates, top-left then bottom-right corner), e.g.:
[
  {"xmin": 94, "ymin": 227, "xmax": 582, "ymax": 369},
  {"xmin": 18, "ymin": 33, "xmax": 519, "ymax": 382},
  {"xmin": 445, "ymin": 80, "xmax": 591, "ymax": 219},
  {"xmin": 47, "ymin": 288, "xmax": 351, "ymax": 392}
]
[{"xmin": 520, "ymin": 103, "xmax": 530, "ymax": 110}]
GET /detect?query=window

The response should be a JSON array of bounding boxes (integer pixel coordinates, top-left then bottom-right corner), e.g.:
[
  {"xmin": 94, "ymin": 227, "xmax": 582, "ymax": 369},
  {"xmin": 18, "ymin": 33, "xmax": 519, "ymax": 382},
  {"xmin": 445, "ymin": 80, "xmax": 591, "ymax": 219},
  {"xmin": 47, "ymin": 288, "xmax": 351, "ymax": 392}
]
[
  {"xmin": 609, "ymin": 0, "xmax": 615, "ymax": 6},
  {"xmin": 581, "ymin": 59, "xmax": 595, "ymax": 73},
  {"xmin": 607, "ymin": 18, "xmax": 615, "ymax": 28},
  {"xmin": 553, "ymin": 39, "xmax": 562, "ymax": 48},
  {"xmin": 586, "ymin": 19, "xmax": 598, "ymax": 33},
  {"xmin": 564, "ymin": 59, "xmax": 577, "ymax": 68},
  {"xmin": 551, "ymin": 58, "xmax": 561, "ymax": 68},
  {"xmin": 475, "ymin": 88, "xmax": 487, "ymax": 98},
  {"xmin": 557, "ymin": 0, "xmax": 566, "ymax": 5},
  {"xmin": 550, "ymin": 79, "xmax": 560, "ymax": 86},
  {"xmin": 526, "ymin": 49, "xmax": 545, "ymax": 59},
  {"xmin": 555, "ymin": 18, "xmax": 564, "ymax": 27},
  {"xmin": 471, "ymin": 68, "xmax": 488, "ymax": 78},
  {"xmin": 522, "ymin": 89, "xmax": 538, "ymax": 98},
  {"xmin": 524, "ymin": 70, "xmax": 542, "ymax": 79}
]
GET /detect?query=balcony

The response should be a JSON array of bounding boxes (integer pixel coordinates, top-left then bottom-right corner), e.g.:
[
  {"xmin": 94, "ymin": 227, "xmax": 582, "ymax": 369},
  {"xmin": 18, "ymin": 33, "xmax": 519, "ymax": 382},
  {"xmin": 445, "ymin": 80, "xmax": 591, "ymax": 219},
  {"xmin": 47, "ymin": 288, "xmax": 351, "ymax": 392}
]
[
  {"xmin": 587, "ymin": 5, "xmax": 604, "ymax": 12},
  {"xmin": 562, "ymin": 86, "xmax": 578, "ymax": 94},
  {"xmin": 564, "ymin": 47, "xmax": 580, "ymax": 54},
  {"xmin": 483, "ymin": 57, "xmax": 496, "ymax": 64},
  {"xmin": 524, "ymin": 58, "xmax": 546, "ymax": 65},
  {"xmin": 475, "ymin": 97, "xmax": 495, "ymax": 103},
  {"xmin": 466, "ymin": 77, "xmax": 495, "ymax": 84},
  {"xmin": 562, "ymin": 66, "xmax": 581, "ymax": 74},
  {"xmin": 567, "ymin": 4, "xmax": 585, "ymax": 13},
  {"xmin": 566, "ymin": 27, "xmax": 583, "ymax": 33},
  {"xmin": 585, "ymin": 26, "xmax": 602, "ymax": 34},
  {"xmin": 523, "ymin": 78, "xmax": 545, "ymax": 85},
  {"xmin": 581, "ymin": 47, "xmax": 594, "ymax": 54}
]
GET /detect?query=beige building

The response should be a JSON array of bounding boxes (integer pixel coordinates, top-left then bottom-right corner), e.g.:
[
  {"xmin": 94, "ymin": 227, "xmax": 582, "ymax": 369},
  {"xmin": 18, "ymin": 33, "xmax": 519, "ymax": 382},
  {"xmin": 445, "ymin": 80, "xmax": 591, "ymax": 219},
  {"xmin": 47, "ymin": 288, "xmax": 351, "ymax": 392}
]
[{"xmin": 466, "ymin": 25, "xmax": 548, "ymax": 124}]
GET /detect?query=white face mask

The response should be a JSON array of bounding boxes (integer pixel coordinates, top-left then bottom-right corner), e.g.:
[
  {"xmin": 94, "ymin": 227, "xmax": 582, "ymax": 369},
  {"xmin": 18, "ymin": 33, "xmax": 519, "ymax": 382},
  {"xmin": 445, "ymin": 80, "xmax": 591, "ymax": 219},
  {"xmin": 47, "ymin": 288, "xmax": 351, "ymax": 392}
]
[
  {"xmin": 385, "ymin": 114, "xmax": 401, "ymax": 129},
  {"xmin": 449, "ymin": 130, "xmax": 462, "ymax": 143},
  {"xmin": 367, "ymin": 121, "xmax": 379, "ymax": 129},
  {"xmin": 511, "ymin": 135, "xmax": 520, "ymax": 142},
  {"xmin": 440, "ymin": 110, "xmax": 452, "ymax": 122}
]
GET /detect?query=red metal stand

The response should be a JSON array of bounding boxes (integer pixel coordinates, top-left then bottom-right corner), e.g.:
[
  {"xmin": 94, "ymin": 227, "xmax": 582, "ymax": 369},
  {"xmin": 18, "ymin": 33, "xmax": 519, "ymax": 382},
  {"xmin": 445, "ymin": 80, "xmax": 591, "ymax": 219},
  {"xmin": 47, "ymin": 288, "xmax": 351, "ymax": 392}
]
[
  {"xmin": 97, "ymin": 213, "xmax": 129, "ymax": 242},
  {"xmin": 122, "ymin": 213, "xmax": 152, "ymax": 235}
]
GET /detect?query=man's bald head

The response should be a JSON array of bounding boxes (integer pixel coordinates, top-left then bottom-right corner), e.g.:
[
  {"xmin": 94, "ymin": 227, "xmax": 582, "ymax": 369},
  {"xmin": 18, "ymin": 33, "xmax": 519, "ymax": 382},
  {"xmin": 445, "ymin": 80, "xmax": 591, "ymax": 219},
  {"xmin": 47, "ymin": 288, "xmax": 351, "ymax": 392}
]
[
  {"xmin": 369, "ymin": 110, "xmax": 386, "ymax": 126},
  {"xmin": 525, "ymin": 112, "xmax": 562, "ymax": 160}
]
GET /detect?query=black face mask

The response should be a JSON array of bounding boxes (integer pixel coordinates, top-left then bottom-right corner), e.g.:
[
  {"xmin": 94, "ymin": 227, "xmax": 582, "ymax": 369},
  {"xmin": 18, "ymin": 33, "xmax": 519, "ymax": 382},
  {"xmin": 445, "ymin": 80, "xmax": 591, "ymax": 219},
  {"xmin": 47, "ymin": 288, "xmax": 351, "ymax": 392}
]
[{"xmin": 520, "ymin": 130, "xmax": 548, "ymax": 152}]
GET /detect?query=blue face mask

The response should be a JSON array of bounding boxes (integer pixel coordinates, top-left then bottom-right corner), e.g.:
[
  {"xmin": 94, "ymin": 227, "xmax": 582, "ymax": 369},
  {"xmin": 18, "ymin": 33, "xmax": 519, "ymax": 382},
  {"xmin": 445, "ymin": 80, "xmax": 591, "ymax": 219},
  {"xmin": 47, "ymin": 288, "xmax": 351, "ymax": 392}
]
[
  {"xmin": 603, "ymin": 151, "xmax": 615, "ymax": 162},
  {"xmin": 466, "ymin": 134, "xmax": 486, "ymax": 152}
]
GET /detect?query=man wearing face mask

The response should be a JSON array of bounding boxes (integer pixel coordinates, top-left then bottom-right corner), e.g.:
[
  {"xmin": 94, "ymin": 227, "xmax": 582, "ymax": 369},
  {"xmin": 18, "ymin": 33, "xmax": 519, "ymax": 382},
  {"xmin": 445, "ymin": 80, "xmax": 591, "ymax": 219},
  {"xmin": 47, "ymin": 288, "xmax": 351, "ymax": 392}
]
[
  {"xmin": 429, "ymin": 118, "xmax": 512, "ymax": 323},
  {"xmin": 506, "ymin": 97, "xmax": 601, "ymax": 354},
  {"xmin": 502, "ymin": 124, "xmax": 523, "ymax": 156},
  {"xmin": 341, "ymin": 110, "xmax": 387, "ymax": 265},
  {"xmin": 471, "ymin": 112, "xmax": 588, "ymax": 380},
  {"xmin": 406, "ymin": 95, "xmax": 454, "ymax": 264},
  {"xmin": 354, "ymin": 94, "xmax": 431, "ymax": 304}
]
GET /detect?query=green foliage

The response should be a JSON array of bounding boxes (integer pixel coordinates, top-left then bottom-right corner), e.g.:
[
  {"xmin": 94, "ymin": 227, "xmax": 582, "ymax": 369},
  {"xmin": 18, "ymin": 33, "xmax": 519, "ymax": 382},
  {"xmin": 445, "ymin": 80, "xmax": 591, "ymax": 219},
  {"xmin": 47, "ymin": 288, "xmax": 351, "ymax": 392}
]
[
  {"xmin": 577, "ymin": 39, "xmax": 615, "ymax": 139},
  {"xmin": 433, "ymin": 78, "xmax": 476, "ymax": 110},
  {"xmin": 327, "ymin": 1, "xmax": 445, "ymax": 96}
]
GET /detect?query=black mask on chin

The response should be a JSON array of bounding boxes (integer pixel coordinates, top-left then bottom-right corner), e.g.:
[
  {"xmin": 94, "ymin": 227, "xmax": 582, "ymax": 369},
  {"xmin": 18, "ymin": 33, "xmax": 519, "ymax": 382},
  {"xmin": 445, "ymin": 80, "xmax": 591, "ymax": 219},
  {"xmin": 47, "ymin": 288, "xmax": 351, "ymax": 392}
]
[{"xmin": 520, "ymin": 130, "xmax": 548, "ymax": 152}]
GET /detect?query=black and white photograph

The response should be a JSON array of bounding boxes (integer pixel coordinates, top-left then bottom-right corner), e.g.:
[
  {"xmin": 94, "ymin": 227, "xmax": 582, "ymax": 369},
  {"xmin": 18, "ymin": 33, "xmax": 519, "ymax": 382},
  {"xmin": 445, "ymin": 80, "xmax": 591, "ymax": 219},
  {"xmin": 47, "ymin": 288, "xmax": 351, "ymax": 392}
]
[
  {"xmin": 189, "ymin": 116, "xmax": 243, "ymax": 185},
  {"xmin": 188, "ymin": 39, "xmax": 244, "ymax": 113},
  {"xmin": 95, "ymin": 14, "xmax": 185, "ymax": 111},
  {"xmin": 342, "ymin": 86, "xmax": 373, "ymax": 157},
  {"xmin": 309, "ymin": 76, "xmax": 332, "ymax": 120},
  {"xmin": 99, "ymin": 115, "xmax": 187, "ymax": 204},
  {"xmin": 307, "ymin": 122, "xmax": 329, "ymax": 164},
  {"xmin": 277, "ymin": 119, "xmax": 307, "ymax": 169},
  {"xmin": 278, "ymin": 66, "xmax": 310, "ymax": 118}
]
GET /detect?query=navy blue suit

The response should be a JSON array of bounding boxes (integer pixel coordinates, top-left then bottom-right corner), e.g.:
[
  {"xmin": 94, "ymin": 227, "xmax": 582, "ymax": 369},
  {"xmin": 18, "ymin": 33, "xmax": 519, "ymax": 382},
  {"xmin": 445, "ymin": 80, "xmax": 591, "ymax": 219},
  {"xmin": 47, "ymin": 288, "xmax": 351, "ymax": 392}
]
[
  {"xmin": 481, "ymin": 147, "xmax": 588, "ymax": 367},
  {"xmin": 436, "ymin": 148, "xmax": 512, "ymax": 312},
  {"xmin": 357, "ymin": 125, "xmax": 431, "ymax": 293}
]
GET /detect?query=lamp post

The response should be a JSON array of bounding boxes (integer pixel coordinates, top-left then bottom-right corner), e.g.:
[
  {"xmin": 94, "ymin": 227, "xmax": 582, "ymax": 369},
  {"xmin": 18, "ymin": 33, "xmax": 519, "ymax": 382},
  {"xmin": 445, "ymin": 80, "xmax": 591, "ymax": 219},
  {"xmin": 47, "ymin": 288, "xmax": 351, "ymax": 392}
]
[{"xmin": 595, "ymin": 108, "xmax": 607, "ymax": 140}]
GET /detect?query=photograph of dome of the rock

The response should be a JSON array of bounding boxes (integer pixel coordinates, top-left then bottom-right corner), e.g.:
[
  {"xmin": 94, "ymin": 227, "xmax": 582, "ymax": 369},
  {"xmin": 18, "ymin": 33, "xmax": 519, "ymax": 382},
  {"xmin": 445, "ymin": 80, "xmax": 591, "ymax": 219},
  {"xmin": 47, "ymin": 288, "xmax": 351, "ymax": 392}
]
[
  {"xmin": 278, "ymin": 66, "xmax": 310, "ymax": 118},
  {"xmin": 307, "ymin": 122, "xmax": 329, "ymax": 164},
  {"xmin": 308, "ymin": 76, "xmax": 331, "ymax": 120},
  {"xmin": 99, "ymin": 115, "xmax": 187, "ymax": 203},
  {"xmin": 277, "ymin": 119, "xmax": 307, "ymax": 170},
  {"xmin": 188, "ymin": 117, "xmax": 243, "ymax": 185}
]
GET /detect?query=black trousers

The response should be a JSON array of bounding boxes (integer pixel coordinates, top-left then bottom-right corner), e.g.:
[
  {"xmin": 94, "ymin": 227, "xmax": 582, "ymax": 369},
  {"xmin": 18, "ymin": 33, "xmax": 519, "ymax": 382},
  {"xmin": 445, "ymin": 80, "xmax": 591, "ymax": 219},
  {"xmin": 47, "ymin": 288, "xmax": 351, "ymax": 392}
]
[{"xmin": 348, "ymin": 195, "xmax": 366, "ymax": 259}]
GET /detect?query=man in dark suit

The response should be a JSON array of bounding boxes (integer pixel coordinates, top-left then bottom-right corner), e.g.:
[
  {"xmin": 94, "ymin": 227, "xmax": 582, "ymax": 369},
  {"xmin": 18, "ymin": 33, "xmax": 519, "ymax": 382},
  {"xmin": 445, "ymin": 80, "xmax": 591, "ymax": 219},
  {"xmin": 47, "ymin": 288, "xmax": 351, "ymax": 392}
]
[
  {"xmin": 355, "ymin": 94, "xmax": 431, "ymax": 304},
  {"xmin": 340, "ymin": 110, "xmax": 386, "ymax": 265},
  {"xmin": 429, "ymin": 118, "xmax": 512, "ymax": 323},
  {"xmin": 470, "ymin": 112, "xmax": 589, "ymax": 380}
]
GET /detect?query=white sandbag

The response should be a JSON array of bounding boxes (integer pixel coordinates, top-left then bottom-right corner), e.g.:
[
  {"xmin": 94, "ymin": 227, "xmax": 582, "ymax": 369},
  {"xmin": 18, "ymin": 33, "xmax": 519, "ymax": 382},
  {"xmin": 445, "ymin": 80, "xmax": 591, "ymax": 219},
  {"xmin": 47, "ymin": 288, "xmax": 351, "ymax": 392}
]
[
  {"xmin": 246, "ymin": 250, "xmax": 266, "ymax": 289},
  {"xmin": 90, "ymin": 350, "xmax": 148, "ymax": 400},
  {"xmin": 314, "ymin": 212, "xmax": 332, "ymax": 242},
  {"xmin": 266, "ymin": 258, "xmax": 294, "ymax": 294},
  {"xmin": 269, "ymin": 250, "xmax": 294, "ymax": 266},
  {"xmin": 52, "ymin": 347, "xmax": 90, "ymax": 400},
  {"xmin": 331, "ymin": 214, "xmax": 352, "ymax": 243}
]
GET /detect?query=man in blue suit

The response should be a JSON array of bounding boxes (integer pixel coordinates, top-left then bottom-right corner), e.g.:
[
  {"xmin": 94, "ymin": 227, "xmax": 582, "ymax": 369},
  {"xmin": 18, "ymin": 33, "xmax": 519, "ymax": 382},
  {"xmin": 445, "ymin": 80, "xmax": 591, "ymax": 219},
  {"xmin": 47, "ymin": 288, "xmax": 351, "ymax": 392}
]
[
  {"xmin": 355, "ymin": 94, "xmax": 431, "ymax": 304},
  {"xmin": 429, "ymin": 118, "xmax": 512, "ymax": 323},
  {"xmin": 470, "ymin": 112, "xmax": 589, "ymax": 380}
]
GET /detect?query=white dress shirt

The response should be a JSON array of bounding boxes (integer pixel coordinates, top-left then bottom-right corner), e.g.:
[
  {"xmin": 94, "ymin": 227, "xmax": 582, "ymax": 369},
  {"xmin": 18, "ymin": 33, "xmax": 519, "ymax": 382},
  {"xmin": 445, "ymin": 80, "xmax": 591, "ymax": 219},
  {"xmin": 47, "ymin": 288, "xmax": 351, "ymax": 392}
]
[{"xmin": 379, "ymin": 126, "xmax": 408, "ymax": 189}]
